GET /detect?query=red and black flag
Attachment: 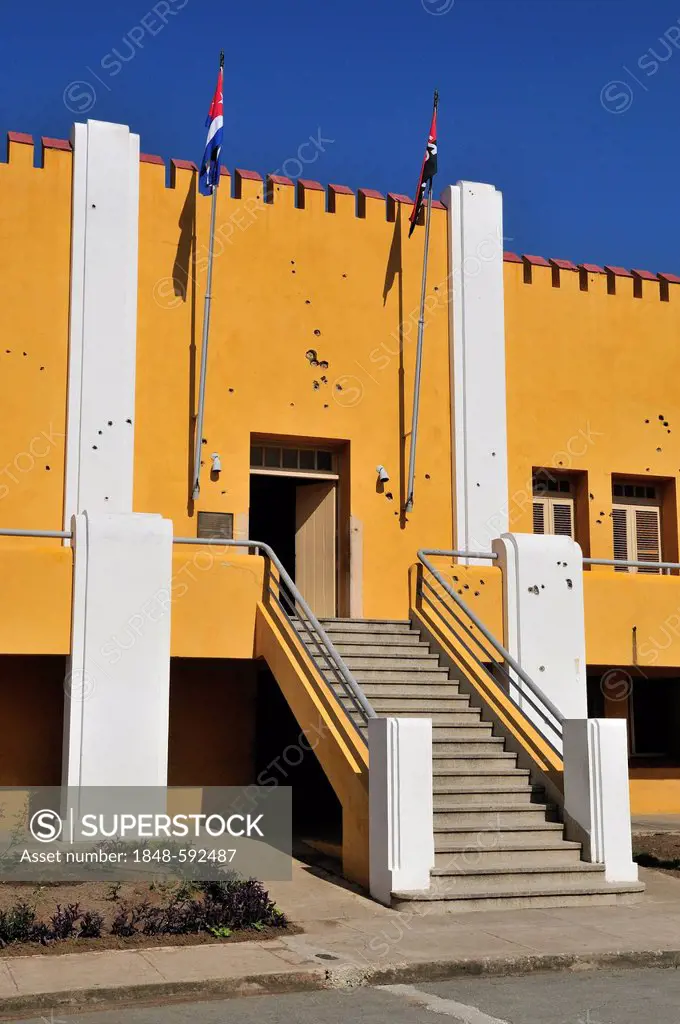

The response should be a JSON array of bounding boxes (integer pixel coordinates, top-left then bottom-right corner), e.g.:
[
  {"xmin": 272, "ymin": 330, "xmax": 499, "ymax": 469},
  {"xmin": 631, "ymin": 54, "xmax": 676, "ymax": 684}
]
[{"xmin": 408, "ymin": 91, "xmax": 439, "ymax": 237}]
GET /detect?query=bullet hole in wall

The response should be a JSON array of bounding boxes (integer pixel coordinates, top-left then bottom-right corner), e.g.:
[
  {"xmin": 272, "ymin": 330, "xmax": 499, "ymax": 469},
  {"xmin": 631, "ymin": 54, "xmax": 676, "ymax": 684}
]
[
  {"xmin": 126, "ymin": 419, "xmax": 132, "ymax": 424},
  {"xmin": 314, "ymin": 329, "xmax": 321, "ymax": 336},
  {"xmin": 425, "ymin": 473, "xmax": 430, "ymax": 480},
  {"xmin": 228, "ymin": 388, "xmax": 234, "ymax": 393},
  {"xmin": 305, "ymin": 299, "xmax": 311, "ymax": 304},
  {"xmin": 306, "ymin": 349, "xmax": 317, "ymax": 363},
  {"xmin": 664, "ymin": 421, "xmax": 669, "ymax": 426},
  {"xmin": 659, "ymin": 414, "xmax": 665, "ymax": 420},
  {"xmin": 92, "ymin": 445, "xmax": 97, "ymax": 450},
  {"xmin": 22, "ymin": 352, "xmax": 26, "ymax": 357},
  {"xmin": 98, "ymin": 430, "xmax": 102, "ymax": 435},
  {"xmin": 313, "ymin": 381, "xmax": 320, "ymax": 390},
  {"xmin": 335, "ymin": 383, "xmax": 342, "ymax": 391},
  {"xmin": 589, "ymin": 493, "xmax": 594, "ymax": 499},
  {"xmin": 323, "ymin": 403, "xmax": 329, "ymax": 409},
  {"xmin": 290, "ymin": 402, "xmax": 295, "ymax": 407},
  {"xmin": 657, "ymin": 447, "xmax": 662, "ymax": 453},
  {"xmin": 342, "ymin": 273, "xmax": 347, "ymax": 278},
  {"xmin": 291, "ymin": 260, "xmax": 295, "ymax": 265},
  {"xmin": 45, "ymin": 465, "xmax": 50, "ymax": 471},
  {"xmin": 566, "ymin": 579, "xmax": 573, "ymax": 589},
  {"xmin": 108, "ymin": 421, "xmax": 113, "ymax": 426},
  {"xmin": 385, "ymin": 492, "xmax": 393, "ymax": 501},
  {"xmin": 645, "ymin": 419, "xmax": 650, "ymax": 424},
  {"xmin": 319, "ymin": 360, "xmax": 329, "ymax": 369},
  {"xmin": 474, "ymin": 590, "xmax": 480, "ymax": 596}
]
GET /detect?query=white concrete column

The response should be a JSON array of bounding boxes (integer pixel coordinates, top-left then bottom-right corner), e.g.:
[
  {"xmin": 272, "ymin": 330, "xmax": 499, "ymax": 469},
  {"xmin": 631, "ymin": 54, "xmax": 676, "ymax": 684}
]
[
  {"xmin": 62, "ymin": 512, "xmax": 173, "ymax": 788},
  {"xmin": 368, "ymin": 717, "xmax": 434, "ymax": 905},
  {"xmin": 563, "ymin": 719, "xmax": 638, "ymax": 882},
  {"xmin": 64, "ymin": 119, "xmax": 140, "ymax": 524},
  {"xmin": 443, "ymin": 181, "xmax": 509, "ymax": 563},
  {"xmin": 492, "ymin": 533, "xmax": 587, "ymax": 745}
]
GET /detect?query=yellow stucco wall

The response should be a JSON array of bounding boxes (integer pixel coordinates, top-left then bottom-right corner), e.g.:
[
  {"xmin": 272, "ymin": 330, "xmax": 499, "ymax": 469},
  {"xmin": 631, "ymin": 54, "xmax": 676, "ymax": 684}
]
[
  {"xmin": 0, "ymin": 138, "xmax": 70, "ymax": 536},
  {"xmin": 135, "ymin": 164, "xmax": 453, "ymax": 623},
  {"xmin": 505, "ymin": 259, "xmax": 680, "ymax": 670}
]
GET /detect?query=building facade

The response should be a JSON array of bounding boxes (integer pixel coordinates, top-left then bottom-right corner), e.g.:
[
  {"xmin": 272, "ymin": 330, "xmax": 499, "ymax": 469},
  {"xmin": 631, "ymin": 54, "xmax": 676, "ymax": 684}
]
[{"xmin": 0, "ymin": 120, "xmax": 677, "ymax": 896}]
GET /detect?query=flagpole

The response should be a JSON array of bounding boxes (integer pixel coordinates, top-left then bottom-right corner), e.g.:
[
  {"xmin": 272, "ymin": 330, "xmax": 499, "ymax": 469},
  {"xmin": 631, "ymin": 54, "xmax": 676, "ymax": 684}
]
[
  {"xmin": 192, "ymin": 51, "xmax": 224, "ymax": 502},
  {"xmin": 404, "ymin": 177, "xmax": 434, "ymax": 513}
]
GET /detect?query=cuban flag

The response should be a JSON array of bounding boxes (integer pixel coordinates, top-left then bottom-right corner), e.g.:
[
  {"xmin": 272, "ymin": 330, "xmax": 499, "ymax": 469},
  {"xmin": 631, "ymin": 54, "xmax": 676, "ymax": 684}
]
[
  {"xmin": 199, "ymin": 56, "xmax": 224, "ymax": 196},
  {"xmin": 408, "ymin": 91, "xmax": 439, "ymax": 237}
]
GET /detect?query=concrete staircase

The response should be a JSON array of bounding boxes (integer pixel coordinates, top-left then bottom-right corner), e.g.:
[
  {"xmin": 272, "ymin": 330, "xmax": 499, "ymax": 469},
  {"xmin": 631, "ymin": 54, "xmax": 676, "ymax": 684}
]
[{"xmin": 298, "ymin": 617, "xmax": 644, "ymax": 912}]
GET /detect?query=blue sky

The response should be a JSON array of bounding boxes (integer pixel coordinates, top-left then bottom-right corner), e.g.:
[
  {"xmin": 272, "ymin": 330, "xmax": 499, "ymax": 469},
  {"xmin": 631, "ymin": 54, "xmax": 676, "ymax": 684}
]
[{"xmin": 1, "ymin": 0, "xmax": 679, "ymax": 270}]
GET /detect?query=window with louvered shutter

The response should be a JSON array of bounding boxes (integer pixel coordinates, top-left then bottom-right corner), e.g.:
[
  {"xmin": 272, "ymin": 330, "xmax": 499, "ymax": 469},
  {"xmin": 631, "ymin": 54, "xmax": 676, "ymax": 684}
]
[
  {"xmin": 611, "ymin": 487, "xmax": 662, "ymax": 574},
  {"xmin": 533, "ymin": 501, "xmax": 546, "ymax": 534},
  {"xmin": 532, "ymin": 495, "xmax": 574, "ymax": 539}
]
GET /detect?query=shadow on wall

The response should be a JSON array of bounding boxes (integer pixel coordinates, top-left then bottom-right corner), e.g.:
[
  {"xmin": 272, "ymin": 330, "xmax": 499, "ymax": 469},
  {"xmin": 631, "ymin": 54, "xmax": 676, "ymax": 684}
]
[
  {"xmin": 170, "ymin": 178, "xmax": 198, "ymax": 517},
  {"xmin": 382, "ymin": 209, "xmax": 408, "ymax": 528}
]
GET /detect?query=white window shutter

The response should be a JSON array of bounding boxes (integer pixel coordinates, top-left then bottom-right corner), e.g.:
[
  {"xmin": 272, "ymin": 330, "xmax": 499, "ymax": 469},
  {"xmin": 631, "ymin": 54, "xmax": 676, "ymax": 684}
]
[
  {"xmin": 551, "ymin": 501, "xmax": 574, "ymax": 538},
  {"xmin": 533, "ymin": 500, "xmax": 546, "ymax": 534},
  {"xmin": 634, "ymin": 506, "xmax": 661, "ymax": 573}
]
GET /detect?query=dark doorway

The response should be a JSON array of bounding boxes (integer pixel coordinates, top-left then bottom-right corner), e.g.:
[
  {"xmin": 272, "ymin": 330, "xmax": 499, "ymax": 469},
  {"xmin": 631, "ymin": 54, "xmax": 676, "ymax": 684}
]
[
  {"xmin": 255, "ymin": 664, "xmax": 342, "ymax": 845},
  {"xmin": 249, "ymin": 473, "xmax": 337, "ymax": 616}
]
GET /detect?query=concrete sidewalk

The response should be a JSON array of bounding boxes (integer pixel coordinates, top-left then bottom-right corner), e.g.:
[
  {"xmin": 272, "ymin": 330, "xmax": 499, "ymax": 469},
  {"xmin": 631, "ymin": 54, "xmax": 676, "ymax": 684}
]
[{"xmin": 1, "ymin": 862, "xmax": 680, "ymax": 1017}]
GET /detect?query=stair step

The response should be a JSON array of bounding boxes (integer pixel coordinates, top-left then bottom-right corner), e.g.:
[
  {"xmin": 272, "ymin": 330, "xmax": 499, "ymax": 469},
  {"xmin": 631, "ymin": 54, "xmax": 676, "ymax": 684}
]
[
  {"xmin": 330, "ymin": 669, "xmax": 449, "ymax": 683},
  {"xmin": 339, "ymin": 656, "xmax": 444, "ymax": 671},
  {"xmin": 431, "ymin": 739, "xmax": 504, "ymax": 755},
  {"xmin": 391, "ymin": 883, "xmax": 645, "ymax": 914},
  {"xmin": 357, "ymin": 683, "xmax": 461, "ymax": 698},
  {"xmin": 433, "ymin": 786, "xmax": 540, "ymax": 808},
  {"xmin": 358, "ymin": 697, "xmax": 472, "ymax": 713},
  {"xmin": 433, "ymin": 767, "xmax": 530, "ymax": 780},
  {"xmin": 374, "ymin": 710, "xmax": 483, "ymax": 725},
  {"xmin": 321, "ymin": 642, "xmax": 431, "ymax": 656},
  {"xmin": 312, "ymin": 631, "xmax": 424, "ymax": 647},
  {"xmin": 432, "ymin": 753, "xmax": 517, "ymax": 771},
  {"xmin": 427, "ymin": 862, "xmax": 606, "ymax": 896},
  {"xmin": 435, "ymin": 822, "xmax": 564, "ymax": 845},
  {"xmin": 317, "ymin": 619, "xmax": 416, "ymax": 634},
  {"xmin": 434, "ymin": 841, "xmax": 583, "ymax": 869},
  {"xmin": 434, "ymin": 806, "xmax": 553, "ymax": 828}
]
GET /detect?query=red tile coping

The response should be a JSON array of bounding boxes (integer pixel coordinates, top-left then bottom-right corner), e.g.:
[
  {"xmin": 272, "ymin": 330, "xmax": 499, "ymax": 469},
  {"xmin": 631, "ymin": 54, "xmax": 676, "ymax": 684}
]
[
  {"xmin": 631, "ymin": 268, "xmax": 658, "ymax": 281},
  {"xmin": 234, "ymin": 168, "xmax": 262, "ymax": 181},
  {"xmin": 140, "ymin": 153, "xmax": 164, "ymax": 165},
  {"xmin": 503, "ymin": 252, "xmax": 522, "ymax": 263},
  {"xmin": 523, "ymin": 254, "xmax": 550, "ymax": 267},
  {"xmin": 171, "ymin": 158, "xmax": 197, "ymax": 171},
  {"xmin": 328, "ymin": 183, "xmax": 354, "ymax": 195},
  {"xmin": 549, "ymin": 258, "xmax": 577, "ymax": 271},
  {"xmin": 7, "ymin": 131, "xmax": 33, "ymax": 145},
  {"xmin": 268, "ymin": 174, "xmax": 294, "ymax": 186},
  {"xmin": 604, "ymin": 265, "xmax": 633, "ymax": 278},
  {"xmin": 42, "ymin": 137, "xmax": 71, "ymax": 151},
  {"xmin": 659, "ymin": 272, "xmax": 680, "ymax": 284},
  {"xmin": 358, "ymin": 188, "xmax": 385, "ymax": 200},
  {"xmin": 579, "ymin": 263, "xmax": 605, "ymax": 274},
  {"xmin": 388, "ymin": 192, "xmax": 413, "ymax": 204},
  {"xmin": 297, "ymin": 179, "xmax": 324, "ymax": 191},
  {"xmin": 431, "ymin": 199, "xmax": 446, "ymax": 210},
  {"xmin": 219, "ymin": 165, "xmax": 229, "ymax": 177}
]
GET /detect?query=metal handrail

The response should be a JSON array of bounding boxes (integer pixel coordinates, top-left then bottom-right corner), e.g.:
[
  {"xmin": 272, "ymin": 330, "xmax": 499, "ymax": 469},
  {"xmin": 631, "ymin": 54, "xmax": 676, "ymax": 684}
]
[
  {"xmin": 417, "ymin": 548, "xmax": 564, "ymax": 753},
  {"xmin": 0, "ymin": 528, "xmax": 72, "ymax": 538},
  {"xmin": 584, "ymin": 557, "xmax": 679, "ymax": 571},
  {"xmin": 174, "ymin": 537, "xmax": 376, "ymax": 730},
  {"xmin": 437, "ymin": 549, "xmax": 498, "ymax": 561}
]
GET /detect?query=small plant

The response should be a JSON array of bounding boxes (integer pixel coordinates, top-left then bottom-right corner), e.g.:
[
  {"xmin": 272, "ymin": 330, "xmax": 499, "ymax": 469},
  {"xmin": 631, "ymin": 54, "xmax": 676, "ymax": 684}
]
[
  {"xmin": 105, "ymin": 882, "xmax": 122, "ymax": 902},
  {"xmin": 208, "ymin": 925, "xmax": 233, "ymax": 938},
  {"xmin": 0, "ymin": 901, "xmax": 37, "ymax": 945},
  {"xmin": 110, "ymin": 901, "xmax": 148, "ymax": 937},
  {"xmin": 252, "ymin": 921, "xmax": 265, "ymax": 931},
  {"xmin": 50, "ymin": 903, "xmax": 82, "ymax": 940},
  {"xmin": 79, "ymin": 911, "xmax": 104, "ymax": 939}
]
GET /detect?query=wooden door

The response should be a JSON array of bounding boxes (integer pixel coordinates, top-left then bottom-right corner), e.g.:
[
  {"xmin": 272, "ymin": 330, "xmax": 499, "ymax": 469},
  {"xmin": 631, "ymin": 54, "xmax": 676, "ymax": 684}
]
[{"xmin": 295, "ymin": 482, "xmax": 337, "ymax": 617}]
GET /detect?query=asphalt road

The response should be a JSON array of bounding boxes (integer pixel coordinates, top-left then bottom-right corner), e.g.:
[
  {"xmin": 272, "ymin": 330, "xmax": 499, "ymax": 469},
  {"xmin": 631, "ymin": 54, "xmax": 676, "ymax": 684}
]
[{"xmin": 12, "ymin": 968, "xmax": 680, "ymax": 1024}]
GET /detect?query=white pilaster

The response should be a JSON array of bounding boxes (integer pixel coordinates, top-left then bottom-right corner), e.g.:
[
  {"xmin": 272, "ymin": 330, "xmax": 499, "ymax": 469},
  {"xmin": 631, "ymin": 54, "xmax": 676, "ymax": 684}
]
[
  {"xmin": 443, "ymin": 181, "xmax": 509, "ymax": 562},
  {"xmin": 62, "ymin": 512, "xmax": 173, "ymax": 788},
  {"xmin": 64, "ymin": 120, "xmax": 140, "ymax": 524},
  {"xmin": 492, "ymin": 533, "xmax": 587, "ymax": 741},
  {"xmin": 368, "ymin": 717, "xmax": 434, "ymax": 905},
  {"xmin": 563, "ymin": 719, "xmax": 638, "ymax": 883}
]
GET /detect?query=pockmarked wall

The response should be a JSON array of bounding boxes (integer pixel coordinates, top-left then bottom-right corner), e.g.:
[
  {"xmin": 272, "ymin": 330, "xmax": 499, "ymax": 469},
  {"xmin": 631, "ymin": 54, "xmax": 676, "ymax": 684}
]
[
  {"xmin": 504, "ymin": 257, "xmax": 680, "ymax": 669},
  {"xmin": 134, "ymin": 161, "xmax": 454, "ymax": 619}
]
